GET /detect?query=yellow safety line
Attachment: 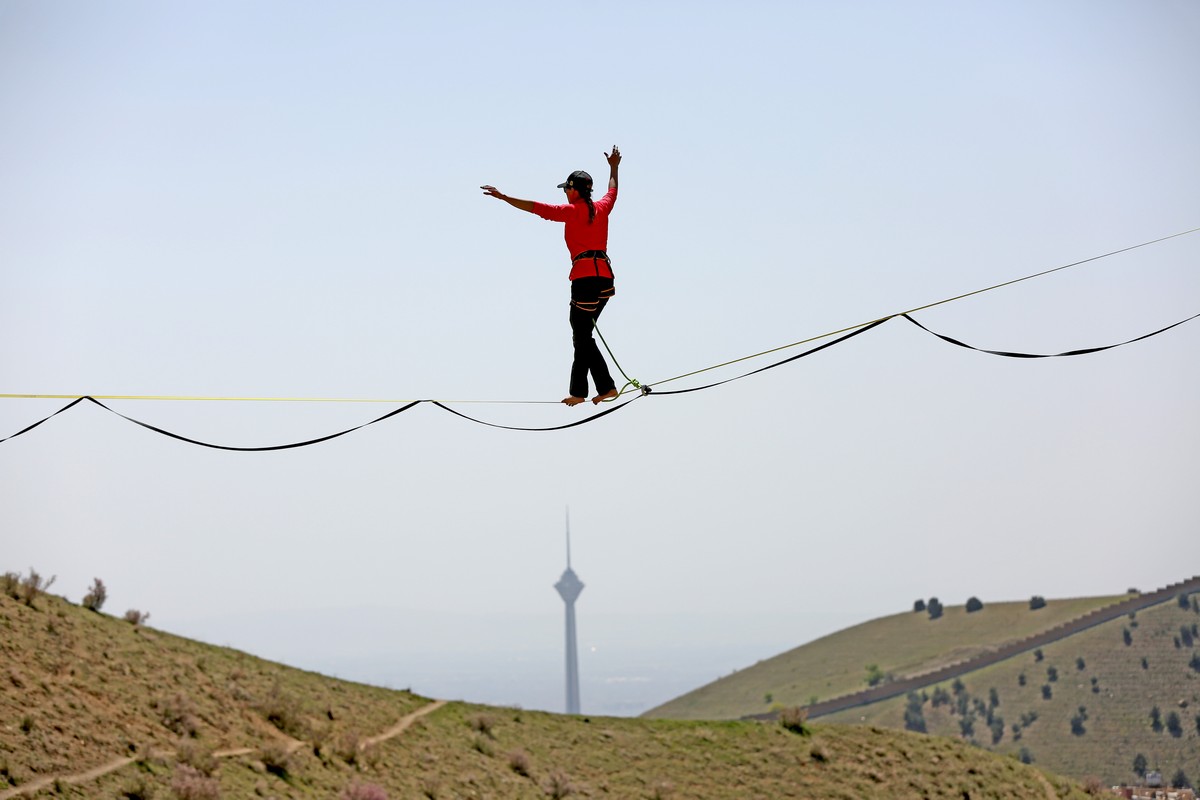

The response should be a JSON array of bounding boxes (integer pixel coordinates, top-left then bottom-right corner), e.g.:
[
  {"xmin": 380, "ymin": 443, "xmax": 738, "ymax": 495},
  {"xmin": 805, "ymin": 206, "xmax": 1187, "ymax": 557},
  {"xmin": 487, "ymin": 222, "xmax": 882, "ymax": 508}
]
[{"xmin": 0, "ymin": 394, "xmax": 558, "ymax": 404}]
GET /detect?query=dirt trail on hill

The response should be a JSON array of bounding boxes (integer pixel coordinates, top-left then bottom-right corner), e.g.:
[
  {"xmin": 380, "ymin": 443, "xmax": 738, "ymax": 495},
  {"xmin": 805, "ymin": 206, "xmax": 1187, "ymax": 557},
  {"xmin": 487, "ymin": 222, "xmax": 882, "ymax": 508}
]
[
  {"xmin": 361, "ymin": 699, "xmax": 447, "ymax": 748},
  {"xmin": 0, "ymin": 700, "xmax": 446, "ymax": 799}
]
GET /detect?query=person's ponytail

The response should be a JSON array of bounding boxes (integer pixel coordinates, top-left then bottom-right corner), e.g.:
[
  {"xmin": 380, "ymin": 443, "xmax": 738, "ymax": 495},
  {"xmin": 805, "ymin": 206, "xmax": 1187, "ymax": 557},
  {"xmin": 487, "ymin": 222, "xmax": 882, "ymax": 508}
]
[{"xmin": 578, "ymin": 185, "xmax": 596, "ymax": 223}]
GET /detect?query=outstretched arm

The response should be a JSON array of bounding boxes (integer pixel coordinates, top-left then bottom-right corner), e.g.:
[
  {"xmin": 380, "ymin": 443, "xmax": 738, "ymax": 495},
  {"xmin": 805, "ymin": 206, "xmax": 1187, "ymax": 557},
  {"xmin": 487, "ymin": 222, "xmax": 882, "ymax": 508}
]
[
  {"xmin": 606, "ymin": 145, "xmax": 621, "ymax": 189},
  {"xmin": 480, "ymin": 185, "xmax": 535, "ymax": 213}
]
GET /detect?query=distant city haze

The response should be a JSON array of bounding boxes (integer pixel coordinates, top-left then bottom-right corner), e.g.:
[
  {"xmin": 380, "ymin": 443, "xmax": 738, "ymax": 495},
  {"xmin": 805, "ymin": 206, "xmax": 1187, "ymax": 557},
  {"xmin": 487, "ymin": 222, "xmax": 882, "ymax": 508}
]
[{"xmin": 169, "ymin": 607, "xmax": 865, "ymax": 716}]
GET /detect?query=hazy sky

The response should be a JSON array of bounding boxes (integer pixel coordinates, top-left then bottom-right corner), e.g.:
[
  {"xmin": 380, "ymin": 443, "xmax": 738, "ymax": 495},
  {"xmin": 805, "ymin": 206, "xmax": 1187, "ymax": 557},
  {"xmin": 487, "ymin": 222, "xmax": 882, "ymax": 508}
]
[{"xmin": 2, "ymin": 1, "xmax": 1198, "ymax": 716}]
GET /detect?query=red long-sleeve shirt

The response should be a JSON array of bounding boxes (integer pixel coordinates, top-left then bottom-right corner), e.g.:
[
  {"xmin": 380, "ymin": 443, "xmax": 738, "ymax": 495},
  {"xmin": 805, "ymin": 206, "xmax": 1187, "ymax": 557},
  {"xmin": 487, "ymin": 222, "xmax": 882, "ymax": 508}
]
[{"xmin": 532, "ymin": 186, "xmax": 618, "ymax": 280}]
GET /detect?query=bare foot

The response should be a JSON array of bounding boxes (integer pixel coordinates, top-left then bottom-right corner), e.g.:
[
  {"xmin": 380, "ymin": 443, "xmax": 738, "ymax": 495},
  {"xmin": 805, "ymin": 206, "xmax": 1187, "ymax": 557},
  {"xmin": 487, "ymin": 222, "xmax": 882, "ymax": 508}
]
[
  {"xmin": 591, "ymin": 389, "xmax": 619, "ymax": 404},
  {"xmin": 562, "ymin": 396, "xmax": 586, "ymax": 406}
]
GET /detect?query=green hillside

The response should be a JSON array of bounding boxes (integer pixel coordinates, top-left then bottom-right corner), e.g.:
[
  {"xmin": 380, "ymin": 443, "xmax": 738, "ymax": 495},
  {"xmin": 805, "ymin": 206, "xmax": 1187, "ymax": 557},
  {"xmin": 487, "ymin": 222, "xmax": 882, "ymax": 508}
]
[
  {"xmin": 820, "ymin": 595, "xmax": 1200, "ymax": 788},
  {"xmin": 645, "ymin": 594, "xmax": 1125, "ymax": 720},
  {"xmin": 0, "ymin": 571, "xmax": 1094, "ymax": 799}
]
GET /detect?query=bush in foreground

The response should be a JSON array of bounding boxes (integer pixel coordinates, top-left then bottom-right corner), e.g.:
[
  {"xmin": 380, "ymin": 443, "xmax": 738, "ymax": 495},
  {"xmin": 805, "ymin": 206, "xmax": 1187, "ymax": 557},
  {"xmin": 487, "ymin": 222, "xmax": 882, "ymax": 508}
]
[
  {"xmin": 340, "ymin": 782, "xmax": 388, "ymax": 800},
  {"xmin": 779, "ymin": 706, "xmax": 811, "ymax": 736},
  {"xmin": 82, "ymin": 577, "xmax": 107, "ymax": 612}
]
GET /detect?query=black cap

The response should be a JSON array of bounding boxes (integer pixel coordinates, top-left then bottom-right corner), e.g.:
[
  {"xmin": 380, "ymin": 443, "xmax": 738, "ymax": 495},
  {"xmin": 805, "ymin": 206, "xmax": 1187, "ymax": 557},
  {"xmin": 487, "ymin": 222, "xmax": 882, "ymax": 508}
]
[{"xmin": 557, "ymin": 170, "xmax": 593, "ymax": 190}]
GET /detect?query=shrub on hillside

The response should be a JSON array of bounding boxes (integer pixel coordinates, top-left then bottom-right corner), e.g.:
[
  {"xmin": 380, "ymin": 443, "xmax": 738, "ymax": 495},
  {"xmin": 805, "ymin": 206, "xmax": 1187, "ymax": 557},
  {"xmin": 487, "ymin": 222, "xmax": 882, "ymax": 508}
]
[
  {"xmin": 1075, "ymin": 656, "xmax": 1085, "ymax": 671},
  {"xmin": 1123, "ymin": 627, "xmax": 1133, "ymax": 646},
  {"xmin": 170, "ymin": 765, "xmax": 219, "ymax": 800},
  {"xmin": 1029, "ymin": 595, "xmax": 1046, "ymax": 610},
  {"xmin": 903, "ymin": 692, "xmax": 926, "ymax": 733},
  {"xmin": 1133, "ymin": 753, "xmax": 1148, "ymax": 778},
  {"xmin": 989, "ymin": 716, "xmax": 1004, "ymax": 744},
  {"xmin": 864, "ymin": 663, "xmax": 885, "ymax": 687},
  {"xmin": 125, "ymin": 609, "xmax": 151, "ymax": 626},
  {"xmin": 1150, "ymin": 706, "xmax": 1163, "ymax": 732},
  {"xmin": 1018, "ymin": 747, "xmax": 1034, "ymax": 764},
  {"xmin": 82, "ymin": 578, "xmax": 107, "ymax": 612},
  {"xmin": 913, "ymin": 599, "xmax": 925, "ymax": 612},
  {"xmin": 1166, "ymin": 711, "xmax": 1183, "ymax": 738},
  {"xmin": 154, "ymin": 693, "xmax": 199, "ymax": 738},
  {"xmin": 926, "ymin": 597, "xmax": 943, "ymax": 620},
  {"xmin": 339, "ymin": 783, "xmax": 388, "ymax": 800},
  {"xmin": 260, "ymin": 742, "xmax": 292, "ymax": 778},
  {"xmin": 1180, "ymin": 593, "xmax": 1193, "ymax": 610},
  {"xmin": 469, "ymin": 712, "xmax": 498, "ymax": 739},
  {"xmin": 543, "ymin": 770, "xmax": 576, "ymax": 799},
  {"xmin": 257, "ymin": 684, "xmax": 307, "ymax": 740},
  {"xmin": 119, "ymin": 775, "xmax": 155, "ymax": 800},
  {"xmin": 10, "ymin": 568, "xmax": 56, "ymax": 608},
  {"xmin": 1181, "ymin": 625, "xmax": 1195, "ymax": 648},
  {"xmin": 778, "ymin": 706, "xmax": 811, "ymax": 736},
  {"xmin": 1046, "ymin": 666, "xmax": 1057, "ymax": 682},
  {"xmin": 965, "ymin": 596, "xmax": 983, "ymax": 613},
  {"xmin": 174, "ymin": 741, "xmax": 217, "ymax": 776},
  {"xmin": 1171, "ymin": 770, "xmax": 1191, "ymax": 790},
  {"xmin": 1041, "ymin": 685, "xmax": 1052, "ymax": 700},
  {"xmin": 1034, "ymin": 648, "xmax": 1044, "ymax": 662},
  {"xmin": 507, "ymin": 749, "xmax": 532, "ymax": 777}
]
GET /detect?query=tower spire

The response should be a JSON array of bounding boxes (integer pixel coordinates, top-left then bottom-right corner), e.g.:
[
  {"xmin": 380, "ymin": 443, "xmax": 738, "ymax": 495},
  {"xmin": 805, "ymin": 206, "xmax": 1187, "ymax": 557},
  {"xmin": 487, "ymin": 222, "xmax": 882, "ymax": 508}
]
[{"xmin": 554, "ymin": 509, "xmax": 584, "ymax": 714}]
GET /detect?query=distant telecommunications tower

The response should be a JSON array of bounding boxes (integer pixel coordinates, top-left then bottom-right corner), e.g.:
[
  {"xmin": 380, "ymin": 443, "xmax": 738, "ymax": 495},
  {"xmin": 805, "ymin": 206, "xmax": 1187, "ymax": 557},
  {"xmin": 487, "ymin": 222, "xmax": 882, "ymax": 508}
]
[{"xmin": 553, "ymin": 510, "xmax": 584, "ymax": 715}]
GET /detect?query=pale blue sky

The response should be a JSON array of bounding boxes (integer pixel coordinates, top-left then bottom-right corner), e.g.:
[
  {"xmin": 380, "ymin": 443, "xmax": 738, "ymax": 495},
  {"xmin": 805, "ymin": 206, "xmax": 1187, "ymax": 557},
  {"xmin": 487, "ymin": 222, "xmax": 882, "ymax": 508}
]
[{"xmin": 2, "ymin": 0, "xmax": 1198, "ymax": 715}]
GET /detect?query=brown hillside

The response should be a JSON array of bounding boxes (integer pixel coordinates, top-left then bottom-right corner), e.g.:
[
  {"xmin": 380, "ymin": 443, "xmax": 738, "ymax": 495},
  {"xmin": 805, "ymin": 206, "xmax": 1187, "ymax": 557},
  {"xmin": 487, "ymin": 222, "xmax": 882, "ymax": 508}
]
[{"xmin": 0, "ymin": 574, "xmax": 1096, "ymax": 799}]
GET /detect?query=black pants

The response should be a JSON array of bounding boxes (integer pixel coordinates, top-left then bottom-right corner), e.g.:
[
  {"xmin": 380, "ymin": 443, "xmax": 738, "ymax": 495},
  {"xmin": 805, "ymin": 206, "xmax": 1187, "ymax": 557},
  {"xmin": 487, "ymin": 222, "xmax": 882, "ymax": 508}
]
[{"xmin": 569, "ymin": 276, "xmax": 616, "ymax": 399}]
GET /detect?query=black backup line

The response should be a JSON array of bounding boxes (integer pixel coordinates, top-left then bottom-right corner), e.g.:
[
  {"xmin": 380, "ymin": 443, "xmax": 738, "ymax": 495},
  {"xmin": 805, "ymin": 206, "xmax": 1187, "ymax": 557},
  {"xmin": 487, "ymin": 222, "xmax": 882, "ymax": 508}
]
[{"xmin": 1, "ymin": 310, "xmax": 1195, "ymax": 450}]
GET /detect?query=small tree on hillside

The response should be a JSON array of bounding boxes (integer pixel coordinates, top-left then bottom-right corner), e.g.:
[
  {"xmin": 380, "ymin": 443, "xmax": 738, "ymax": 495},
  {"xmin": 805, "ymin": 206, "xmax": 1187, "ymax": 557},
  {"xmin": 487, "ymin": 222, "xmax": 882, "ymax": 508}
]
[
  {"xmin": 864, "ymin": 664, "xmax": 885, "ymax": 687},
  {"xmin": 1123, "ymin": 627, "xmax": 1133, "ymax": 646},
  {"xmin": 966, "ymin": 596, "xmax": 983, "ymax": 613},
  {"xmin": 1034, "ymin": 648, "xmax": 1044, "ymax": 662},
  {"xmin": 903, "ymin": 692, "xmax": 927, "ymax": 733},
  {"xmin": 82, "ymin": 578, "xmax": 107, "ymax": 612},
  {"xmin": 1181, "ymin": 593, "xmax": 1193, "ymax": 610},
  {"xmin": 927, "ymin": 597, "xmax": 944, "ymax": 620},
  {"xmin": 1171, "ymin": 770, "xmax": 1191, "ymax": 790},
  {"xmin": 1166, "ymin": 711, "xmax": 1183, "ymax": 738},
  {"xmin": 1150, "ymin": 706, "xmax": 1163, "ymax": 733},
  {"xmin": 1133, "ymin": 753, "xmax": 1148, "ymax": 779},
  {"xmin": 913, "ymin": 599, "xmax": 926, "ymax": 612},
  {"xmin": 1029, "ymin": 595, "xmax": 1046, "ymax": 610}
]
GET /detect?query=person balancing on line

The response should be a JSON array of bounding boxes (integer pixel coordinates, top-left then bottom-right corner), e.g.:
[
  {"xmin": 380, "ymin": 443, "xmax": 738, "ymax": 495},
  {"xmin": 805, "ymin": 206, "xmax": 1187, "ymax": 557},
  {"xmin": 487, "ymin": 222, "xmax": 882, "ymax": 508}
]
[{"xmin": 482, "ymin": 145, "xmax": 622, "ymax": 406}]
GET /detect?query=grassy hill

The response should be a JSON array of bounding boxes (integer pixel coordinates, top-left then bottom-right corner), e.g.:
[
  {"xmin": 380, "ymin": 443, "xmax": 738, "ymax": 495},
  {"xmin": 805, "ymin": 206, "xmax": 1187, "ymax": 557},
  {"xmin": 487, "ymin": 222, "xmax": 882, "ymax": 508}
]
[
  {"xmin": 645, "ymin": 586, "xmax": 1200, "ymax": 789},
  {"xmin": 0, "ymin": 571, "xmax": 1095, "ymax": 799},
  {"xmin": 820, "ymin": 595, "xmax": 1200, "ymax": 788},
  {"xmin": 645, "ymin": 594, "xmax": 1125, "ymax": 720}
]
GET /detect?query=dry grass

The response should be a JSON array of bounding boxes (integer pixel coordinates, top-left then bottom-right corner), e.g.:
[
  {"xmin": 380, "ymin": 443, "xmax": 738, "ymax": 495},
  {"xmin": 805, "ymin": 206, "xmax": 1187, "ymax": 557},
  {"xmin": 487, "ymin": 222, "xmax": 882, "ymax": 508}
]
[{"xmin": 0, "ymin": 583, "xmax": 1098, "ymax": 799}]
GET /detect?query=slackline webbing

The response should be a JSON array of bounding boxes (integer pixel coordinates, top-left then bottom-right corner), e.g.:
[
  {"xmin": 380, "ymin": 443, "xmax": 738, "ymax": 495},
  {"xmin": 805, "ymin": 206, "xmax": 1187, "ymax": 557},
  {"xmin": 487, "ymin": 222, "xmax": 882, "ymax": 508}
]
[
  {"xmin": 2, "ymin": 226, "xmax": 1198, "ymax": 449},
  {"xmin": 902, "ymin": 312, "xmax": 1200, "ymax": 358},
  {"xmin": 646, "ymin": 317, "xmax": 891, "ymax": 396},
  {"xmin": 2, "ymin": 309, "xmax": 1193, "ymax": 449}
]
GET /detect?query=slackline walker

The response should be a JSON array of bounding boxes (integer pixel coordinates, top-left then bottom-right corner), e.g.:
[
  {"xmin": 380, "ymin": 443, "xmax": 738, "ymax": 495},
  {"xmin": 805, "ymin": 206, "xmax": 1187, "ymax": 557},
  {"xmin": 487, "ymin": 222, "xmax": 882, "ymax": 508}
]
[
  {"xmin": 482, "ymin": 145, "xmax": 623, "ymax": 407},
  {"xmin": 1, "ymin": 226, "xmax": 1198, "ymax": 449}
]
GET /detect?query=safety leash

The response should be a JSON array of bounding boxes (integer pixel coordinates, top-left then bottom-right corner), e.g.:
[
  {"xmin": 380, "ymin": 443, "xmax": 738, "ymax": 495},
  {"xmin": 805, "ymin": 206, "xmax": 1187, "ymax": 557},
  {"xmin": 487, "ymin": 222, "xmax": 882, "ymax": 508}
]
[{"xmin": 592, "ymin": 321, "xmax": 650, "ymax": 398}]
